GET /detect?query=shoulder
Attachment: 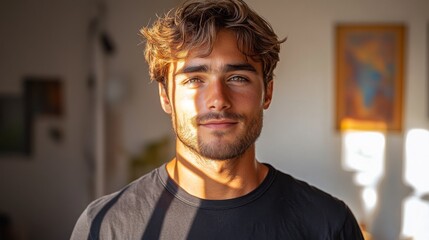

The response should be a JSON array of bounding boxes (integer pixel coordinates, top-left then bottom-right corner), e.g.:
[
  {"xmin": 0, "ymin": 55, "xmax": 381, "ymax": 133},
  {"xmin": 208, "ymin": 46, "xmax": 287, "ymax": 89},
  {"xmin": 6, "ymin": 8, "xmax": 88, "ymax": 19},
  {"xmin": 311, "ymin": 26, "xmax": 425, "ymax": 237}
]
[
  {"xmin": 266, "ymin": 165, "xmax": 363, "ymax": 238},
  {"xmin": 274, "ymin": 167, "xmax": 347, "ymax": 209},
  {"xmin": 269, "ymin": 166, "xmax": 356, "ymax": 225},
  {"xmin": 70, "ymin": 166, "xmax": 168, "ymax": 239},
  {"xmin": 82, "ymin": 166, "xmax": 163, "ymax": 223}
]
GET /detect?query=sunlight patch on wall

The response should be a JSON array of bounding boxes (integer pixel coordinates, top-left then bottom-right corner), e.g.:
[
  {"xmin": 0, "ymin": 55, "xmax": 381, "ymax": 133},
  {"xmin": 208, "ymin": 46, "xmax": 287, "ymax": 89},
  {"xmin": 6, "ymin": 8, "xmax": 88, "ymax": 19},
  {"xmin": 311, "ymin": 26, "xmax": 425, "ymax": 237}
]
[
  {"xmin": 342, "ymin": 131, "xmax": 385, "ymax": 224},
  {"xmin": 401, "ymin": 129, "xmax": 429, "ymax": 240}
]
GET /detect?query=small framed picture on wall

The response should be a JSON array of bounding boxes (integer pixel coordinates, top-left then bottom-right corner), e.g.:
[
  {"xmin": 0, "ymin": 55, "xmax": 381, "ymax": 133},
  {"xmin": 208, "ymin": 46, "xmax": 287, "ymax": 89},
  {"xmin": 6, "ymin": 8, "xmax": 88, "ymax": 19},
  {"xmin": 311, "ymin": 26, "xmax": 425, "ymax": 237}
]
[{"xmin": 335, "ymin": 24, "xmax": 405, "ymax": 132}]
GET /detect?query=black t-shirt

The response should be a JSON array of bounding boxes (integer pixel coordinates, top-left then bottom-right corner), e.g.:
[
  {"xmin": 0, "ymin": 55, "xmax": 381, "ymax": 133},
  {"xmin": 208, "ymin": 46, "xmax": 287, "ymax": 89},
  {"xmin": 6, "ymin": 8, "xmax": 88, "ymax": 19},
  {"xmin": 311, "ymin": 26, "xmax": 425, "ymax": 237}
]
[{"xmin": 71, "ymin": 164, "xmax": 364, "ymax": 240}]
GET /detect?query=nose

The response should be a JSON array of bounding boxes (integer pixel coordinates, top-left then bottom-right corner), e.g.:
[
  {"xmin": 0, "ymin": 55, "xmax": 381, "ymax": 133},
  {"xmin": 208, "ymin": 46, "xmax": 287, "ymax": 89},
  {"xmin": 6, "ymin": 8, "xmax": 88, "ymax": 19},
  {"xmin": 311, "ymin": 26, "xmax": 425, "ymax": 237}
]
[{"xmin": 206, "ymin": 80, "xmax": 231, "ymax": 111}]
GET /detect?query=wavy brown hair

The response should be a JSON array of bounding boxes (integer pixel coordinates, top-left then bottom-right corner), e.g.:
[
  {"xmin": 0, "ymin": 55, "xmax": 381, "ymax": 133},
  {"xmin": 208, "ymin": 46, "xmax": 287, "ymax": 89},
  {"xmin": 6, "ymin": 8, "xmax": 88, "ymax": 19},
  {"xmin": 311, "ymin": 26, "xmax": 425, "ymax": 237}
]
[{"xmin": 141, "ymin": 0, "xmax": 285, "ymax": 86}]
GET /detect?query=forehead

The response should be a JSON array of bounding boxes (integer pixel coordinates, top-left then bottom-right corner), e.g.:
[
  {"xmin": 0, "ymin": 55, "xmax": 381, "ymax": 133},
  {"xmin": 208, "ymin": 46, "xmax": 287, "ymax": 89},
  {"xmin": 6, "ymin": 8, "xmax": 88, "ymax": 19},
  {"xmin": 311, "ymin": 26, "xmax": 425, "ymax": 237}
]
[{"xmin": 169, "ymin": 30, "xmax": 262, "ymax": 76}]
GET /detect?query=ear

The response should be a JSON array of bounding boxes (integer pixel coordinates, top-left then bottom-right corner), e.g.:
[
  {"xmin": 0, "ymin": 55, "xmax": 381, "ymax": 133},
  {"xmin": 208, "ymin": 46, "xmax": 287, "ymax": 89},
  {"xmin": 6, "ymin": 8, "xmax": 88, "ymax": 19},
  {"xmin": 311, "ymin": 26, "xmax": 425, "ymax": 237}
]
[
  {"xmin": 159, "ymin": 82, "xmax": 172, "ymax": 114},
  {"xmin": 263, "ymin": 80, "xmax": 273, "ymax": 109}
]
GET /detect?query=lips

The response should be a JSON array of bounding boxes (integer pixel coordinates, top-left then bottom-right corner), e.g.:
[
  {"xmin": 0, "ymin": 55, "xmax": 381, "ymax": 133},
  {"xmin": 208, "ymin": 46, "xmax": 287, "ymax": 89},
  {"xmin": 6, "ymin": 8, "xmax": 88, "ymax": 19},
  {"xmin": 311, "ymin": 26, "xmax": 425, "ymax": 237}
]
[
  {"xmin": 198, "ymin": 119, "xmax": 238, "ymax": 129},
  {"xmin": 195, "ymin": 112, "xmax": 244, "ymax": 130}
]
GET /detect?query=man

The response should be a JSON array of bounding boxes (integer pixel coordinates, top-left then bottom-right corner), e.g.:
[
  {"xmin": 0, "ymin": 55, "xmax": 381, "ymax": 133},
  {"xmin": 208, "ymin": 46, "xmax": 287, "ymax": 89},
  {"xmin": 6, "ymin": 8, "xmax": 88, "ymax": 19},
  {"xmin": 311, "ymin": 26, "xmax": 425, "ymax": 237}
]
[{"xmin": 71, "ymin": 0, "xmax": 364, "ymax": 239}]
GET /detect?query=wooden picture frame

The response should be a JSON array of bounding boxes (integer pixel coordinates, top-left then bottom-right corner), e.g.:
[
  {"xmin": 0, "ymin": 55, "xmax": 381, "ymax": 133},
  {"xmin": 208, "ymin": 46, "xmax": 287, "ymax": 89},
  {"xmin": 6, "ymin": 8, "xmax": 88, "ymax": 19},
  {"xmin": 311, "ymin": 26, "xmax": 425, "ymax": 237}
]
[{"xmin": 335, "ymin": 24, "xmax": 405, "ymax": 132}]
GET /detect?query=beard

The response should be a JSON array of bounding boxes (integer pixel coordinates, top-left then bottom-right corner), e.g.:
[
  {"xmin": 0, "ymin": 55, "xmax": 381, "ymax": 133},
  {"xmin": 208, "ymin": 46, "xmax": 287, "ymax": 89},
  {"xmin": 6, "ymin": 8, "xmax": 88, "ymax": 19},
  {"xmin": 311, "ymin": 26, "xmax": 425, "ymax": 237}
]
[{"xmin": 172, "ymin": 110, "xmax": 263, "ymax": 160}]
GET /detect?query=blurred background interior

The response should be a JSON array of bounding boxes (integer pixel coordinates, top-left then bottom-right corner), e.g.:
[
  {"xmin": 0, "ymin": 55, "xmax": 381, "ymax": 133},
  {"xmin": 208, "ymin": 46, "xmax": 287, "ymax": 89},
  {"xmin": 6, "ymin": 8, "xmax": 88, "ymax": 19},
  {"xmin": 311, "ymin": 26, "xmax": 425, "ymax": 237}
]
[{"xmin": 0, "ymin": 0, "xmax": 428, "ymax": 239}]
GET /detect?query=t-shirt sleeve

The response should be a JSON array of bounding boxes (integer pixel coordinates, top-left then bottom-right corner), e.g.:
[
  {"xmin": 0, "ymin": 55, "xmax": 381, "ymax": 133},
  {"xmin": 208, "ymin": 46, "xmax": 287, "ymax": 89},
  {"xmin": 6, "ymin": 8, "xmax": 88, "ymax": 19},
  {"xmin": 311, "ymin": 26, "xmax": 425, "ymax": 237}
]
[
  {"xmin": 70, "ymin": 208, "xmax": 91, "ymax": 240},
  {"xmin": 339, "ymin": 206, "xmax": 365, "ymax": 240}
]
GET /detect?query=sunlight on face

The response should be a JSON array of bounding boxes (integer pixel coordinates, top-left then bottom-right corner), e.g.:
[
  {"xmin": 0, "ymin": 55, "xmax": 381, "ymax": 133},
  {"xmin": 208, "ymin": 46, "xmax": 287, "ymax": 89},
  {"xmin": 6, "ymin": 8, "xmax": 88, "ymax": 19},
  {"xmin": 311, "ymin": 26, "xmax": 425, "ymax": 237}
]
[{"xmin": 165, "ymin": 30, "xmax": 269, "ymax": 161}]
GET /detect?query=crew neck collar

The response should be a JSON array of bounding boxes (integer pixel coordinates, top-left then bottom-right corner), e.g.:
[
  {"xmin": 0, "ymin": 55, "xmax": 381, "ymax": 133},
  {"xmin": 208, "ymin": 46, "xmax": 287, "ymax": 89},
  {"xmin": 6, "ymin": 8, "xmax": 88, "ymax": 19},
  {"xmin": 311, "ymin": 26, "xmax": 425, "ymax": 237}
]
[{"xmin": 157, "ymin": 163, "xmax": 277, "ymax": 210}]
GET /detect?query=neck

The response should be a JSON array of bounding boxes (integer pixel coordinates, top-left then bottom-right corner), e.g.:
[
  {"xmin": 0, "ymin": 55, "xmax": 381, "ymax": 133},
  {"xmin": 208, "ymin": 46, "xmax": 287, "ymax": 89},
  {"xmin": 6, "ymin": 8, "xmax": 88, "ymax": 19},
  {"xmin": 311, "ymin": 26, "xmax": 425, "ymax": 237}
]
[{"xmin": 166, "ymin": 141, "xmax": 268, "ymax": 200}]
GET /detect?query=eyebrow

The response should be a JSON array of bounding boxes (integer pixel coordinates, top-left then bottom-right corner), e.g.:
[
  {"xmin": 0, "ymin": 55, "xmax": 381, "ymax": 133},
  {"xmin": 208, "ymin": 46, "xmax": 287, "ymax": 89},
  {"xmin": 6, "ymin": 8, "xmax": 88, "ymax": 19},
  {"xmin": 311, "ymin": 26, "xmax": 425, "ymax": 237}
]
[
  {"xmin": 177, "ymin": 63, "xmax": 257, "ymax": 75},
  {"xmin": 181, "ymin": 65, "xmax": 209, "ymax": 74},
  {"xmin": 225, "ymin": 63, "xmax": 257, "ymax": 73}
]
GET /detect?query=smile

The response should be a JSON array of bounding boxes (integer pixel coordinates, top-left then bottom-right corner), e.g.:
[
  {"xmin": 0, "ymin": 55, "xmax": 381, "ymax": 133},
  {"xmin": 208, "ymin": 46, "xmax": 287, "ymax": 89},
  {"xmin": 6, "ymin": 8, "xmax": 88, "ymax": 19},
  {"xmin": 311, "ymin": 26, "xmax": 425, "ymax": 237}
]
[{"xmin": 199, "ymin": 119, "xmax": 238, "ymax": 130}]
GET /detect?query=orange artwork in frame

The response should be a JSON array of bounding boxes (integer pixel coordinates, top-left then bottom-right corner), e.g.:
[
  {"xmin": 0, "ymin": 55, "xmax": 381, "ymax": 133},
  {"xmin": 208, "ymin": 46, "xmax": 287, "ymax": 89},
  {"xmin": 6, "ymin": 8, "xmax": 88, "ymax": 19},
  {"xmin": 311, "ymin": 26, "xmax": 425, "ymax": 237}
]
[{"xmin": 335, "ymin": 24, "xmax": 405, "ymax": 132}]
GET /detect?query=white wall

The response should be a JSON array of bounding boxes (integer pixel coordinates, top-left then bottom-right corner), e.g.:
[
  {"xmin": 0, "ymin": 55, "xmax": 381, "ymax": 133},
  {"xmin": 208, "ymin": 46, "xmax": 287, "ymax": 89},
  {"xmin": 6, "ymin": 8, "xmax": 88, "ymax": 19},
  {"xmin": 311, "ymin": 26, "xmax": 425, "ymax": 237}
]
[
  {"xmin": 102, "ymin": 0, "xmax": 178, "ymax": 193},
  {"xmin": 0, "ymin": 1, "xmax": 92, "ymax": 239}
]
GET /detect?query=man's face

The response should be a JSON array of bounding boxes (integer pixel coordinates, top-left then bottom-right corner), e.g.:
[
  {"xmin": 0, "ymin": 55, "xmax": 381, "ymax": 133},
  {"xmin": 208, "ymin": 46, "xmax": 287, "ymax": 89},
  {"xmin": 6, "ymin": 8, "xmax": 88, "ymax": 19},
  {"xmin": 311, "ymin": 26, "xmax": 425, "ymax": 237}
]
[{"xmin": 159, "ymin": 29, "xmax": 273, "ymax": 160}]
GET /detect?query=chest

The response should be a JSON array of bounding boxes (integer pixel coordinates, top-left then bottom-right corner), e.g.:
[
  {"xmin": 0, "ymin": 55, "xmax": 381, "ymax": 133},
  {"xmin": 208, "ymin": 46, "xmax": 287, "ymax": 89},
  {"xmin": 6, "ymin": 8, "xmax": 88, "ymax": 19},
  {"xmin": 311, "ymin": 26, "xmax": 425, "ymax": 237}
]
[{"xmin": 101, "ymin": 197, "xmax": 333, "ymax": 240}]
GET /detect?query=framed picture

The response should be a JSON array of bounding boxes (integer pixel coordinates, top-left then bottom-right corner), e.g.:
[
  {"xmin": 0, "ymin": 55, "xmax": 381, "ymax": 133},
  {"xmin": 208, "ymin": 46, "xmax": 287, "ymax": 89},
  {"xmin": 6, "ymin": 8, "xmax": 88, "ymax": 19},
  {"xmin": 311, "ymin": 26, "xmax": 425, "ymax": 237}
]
[
  {"xmin": 24, "ymin": 78, "xmax": 63, "ymax": 117},
  {"xmin": 335, "ymin": 24, "xmax": 405, "ymax": 132},
  {"xmin": 23, "ymin": 77, "xmax": 64, "ymax": 154},
  {"xmin": 0, "ymin": 77, "xmax": 63, "ymax": 157}
]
